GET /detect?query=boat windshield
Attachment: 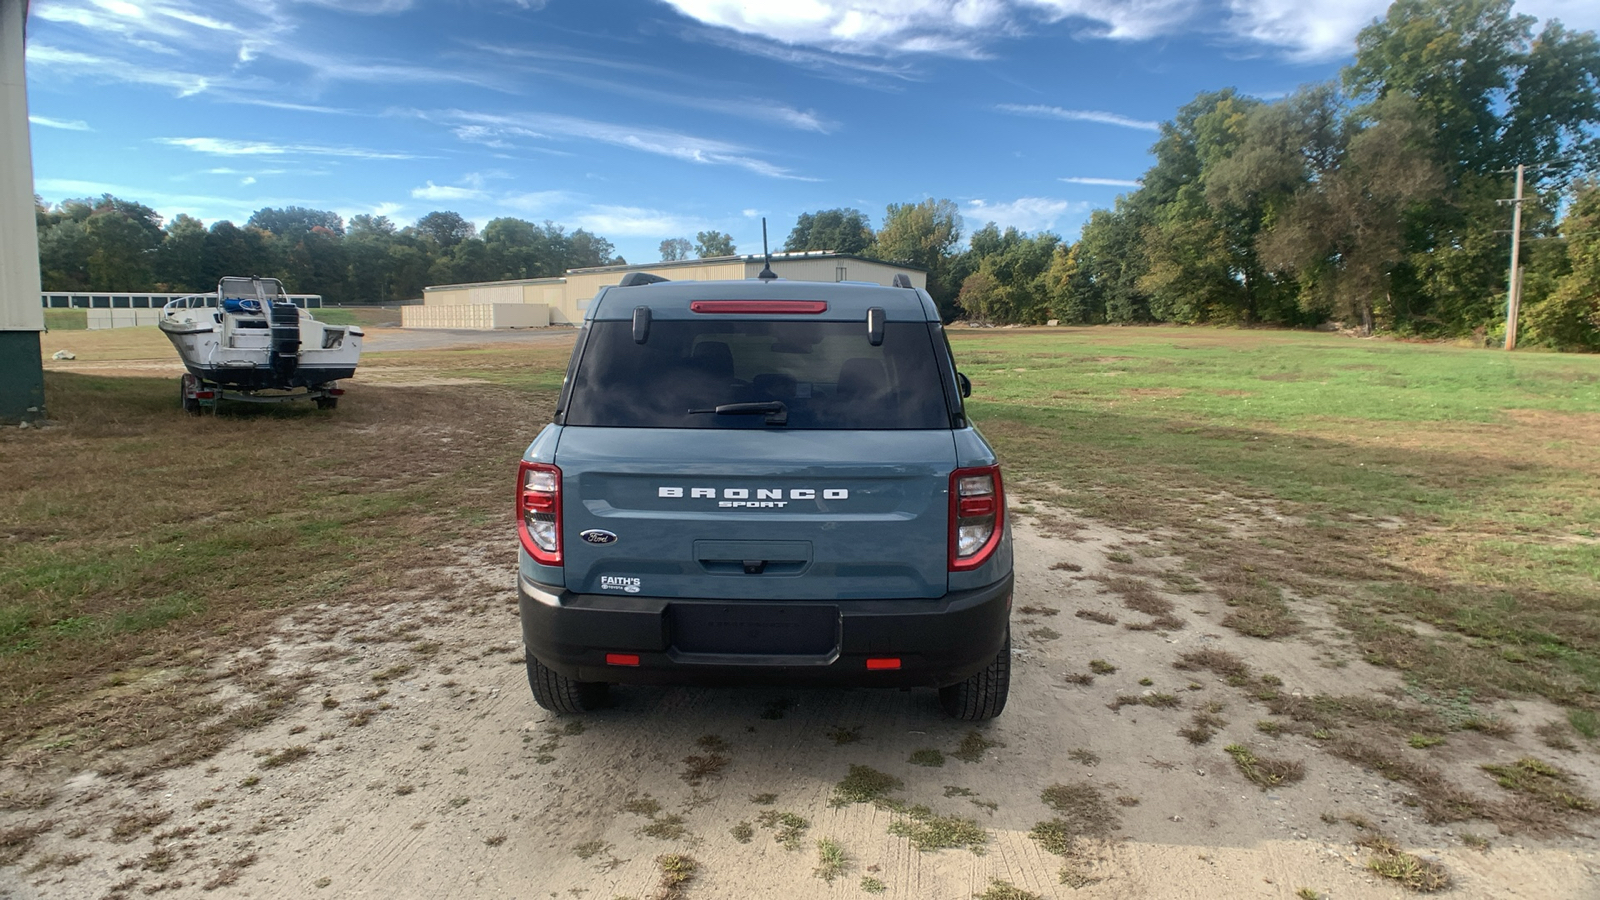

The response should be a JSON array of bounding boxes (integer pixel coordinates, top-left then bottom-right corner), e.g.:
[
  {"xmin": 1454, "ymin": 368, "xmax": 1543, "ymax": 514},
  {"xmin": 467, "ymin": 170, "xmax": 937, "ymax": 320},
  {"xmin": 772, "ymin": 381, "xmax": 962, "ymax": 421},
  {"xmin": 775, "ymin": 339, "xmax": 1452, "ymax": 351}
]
[{"xmin": 218, "ymin": 277, "xmax": 288, "ymax": 307}]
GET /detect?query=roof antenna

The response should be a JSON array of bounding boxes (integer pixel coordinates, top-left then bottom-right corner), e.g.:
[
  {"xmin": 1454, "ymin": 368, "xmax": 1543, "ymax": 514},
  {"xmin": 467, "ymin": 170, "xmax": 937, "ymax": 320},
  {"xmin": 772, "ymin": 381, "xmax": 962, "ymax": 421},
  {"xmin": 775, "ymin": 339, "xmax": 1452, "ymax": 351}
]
[{"xmin": 757, "ymin": 218, "xmax": 777, "ymax": 281}]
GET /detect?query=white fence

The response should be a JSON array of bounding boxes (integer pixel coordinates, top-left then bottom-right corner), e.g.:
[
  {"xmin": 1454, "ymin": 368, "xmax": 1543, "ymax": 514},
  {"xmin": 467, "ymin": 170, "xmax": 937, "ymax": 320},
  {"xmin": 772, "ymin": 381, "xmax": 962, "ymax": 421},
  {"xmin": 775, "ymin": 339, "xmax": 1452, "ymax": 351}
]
[{"xmin": 43, "ymin": 292, "xmax": 323, "ymax": 329}]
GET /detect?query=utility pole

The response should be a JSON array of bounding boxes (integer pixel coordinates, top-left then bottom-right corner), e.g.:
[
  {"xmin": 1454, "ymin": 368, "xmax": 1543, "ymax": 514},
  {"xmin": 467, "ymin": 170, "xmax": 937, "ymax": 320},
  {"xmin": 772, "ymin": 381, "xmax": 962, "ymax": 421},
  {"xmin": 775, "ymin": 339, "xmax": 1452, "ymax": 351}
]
[{"xmin": 1504, "ymin": 163, "xmax": 1525, "ymax": 351}]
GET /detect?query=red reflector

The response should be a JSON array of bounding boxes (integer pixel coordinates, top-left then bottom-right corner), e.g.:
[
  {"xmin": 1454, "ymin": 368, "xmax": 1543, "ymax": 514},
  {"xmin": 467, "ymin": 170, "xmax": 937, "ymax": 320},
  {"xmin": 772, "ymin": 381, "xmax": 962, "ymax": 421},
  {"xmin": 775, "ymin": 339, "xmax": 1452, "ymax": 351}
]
[
  {"xmin": 195, "ymin": 391, "xmax": 215, "ymax": 399},
  {"xmin": 866, "ymin": 657, "xmax": 901, "ymax": 670},
  {"xmin": 690, "ymin": 300, "xmax": 828, "ymax": 314},
  {"xmin": 605, "ymin": 653, "xmax": 640, "ymax": 667},
  {"xmin": 958, "ymin": 496, "xmax": 995, "ymax": 517},
  {"xmin": 329, "ymin": 388, "xmax": 345, "ymax": 396}
]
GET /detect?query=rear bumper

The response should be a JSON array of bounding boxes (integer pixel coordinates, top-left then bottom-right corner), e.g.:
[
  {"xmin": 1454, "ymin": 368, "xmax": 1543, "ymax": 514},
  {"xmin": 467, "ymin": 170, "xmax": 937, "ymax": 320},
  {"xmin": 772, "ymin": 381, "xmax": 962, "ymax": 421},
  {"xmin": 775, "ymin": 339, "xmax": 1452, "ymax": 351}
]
[{"xmin": 518, "ymin": 573, "xmax": 1013, "ymax": 689}]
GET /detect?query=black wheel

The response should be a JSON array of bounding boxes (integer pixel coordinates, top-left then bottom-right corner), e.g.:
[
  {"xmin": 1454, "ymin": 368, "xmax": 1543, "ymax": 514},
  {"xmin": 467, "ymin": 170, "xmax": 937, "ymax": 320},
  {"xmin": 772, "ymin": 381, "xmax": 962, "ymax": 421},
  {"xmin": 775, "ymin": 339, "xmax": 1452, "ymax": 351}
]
[
  {"xmin": 526, "ymin": 655, "xmax": 608, "ymax": 713},
  {"xmin": 938, "ymin": 630, "xmax": 1010, "ymax": 721},
  {"xmin": 315, "ymin": 397, "xmax": 338, "ymax": 410},
  {"xmin": 180, "ymin": 376, "xmax": 201, "ymax": 415}
]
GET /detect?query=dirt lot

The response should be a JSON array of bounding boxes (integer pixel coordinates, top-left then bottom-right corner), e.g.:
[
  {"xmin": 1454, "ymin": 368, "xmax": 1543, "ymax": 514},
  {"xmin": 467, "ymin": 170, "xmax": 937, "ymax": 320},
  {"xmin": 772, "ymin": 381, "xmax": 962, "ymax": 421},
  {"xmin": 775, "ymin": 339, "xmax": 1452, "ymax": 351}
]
[
  {"xmin": 5, "ymin": 327, "xmax": 1598, "ymax": 899},
  {"xmin": 2, "ymin": 508, "xmax": 1594, "ymax": 899}
]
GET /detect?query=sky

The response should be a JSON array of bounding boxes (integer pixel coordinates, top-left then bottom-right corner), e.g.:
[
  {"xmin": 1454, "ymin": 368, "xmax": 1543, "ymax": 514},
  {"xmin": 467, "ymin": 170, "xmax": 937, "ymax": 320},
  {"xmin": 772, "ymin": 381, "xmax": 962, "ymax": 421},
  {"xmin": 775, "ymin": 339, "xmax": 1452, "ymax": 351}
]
[{"xmin": 22, "ymin": 0, "xmax": 1600, "ymax": 264}]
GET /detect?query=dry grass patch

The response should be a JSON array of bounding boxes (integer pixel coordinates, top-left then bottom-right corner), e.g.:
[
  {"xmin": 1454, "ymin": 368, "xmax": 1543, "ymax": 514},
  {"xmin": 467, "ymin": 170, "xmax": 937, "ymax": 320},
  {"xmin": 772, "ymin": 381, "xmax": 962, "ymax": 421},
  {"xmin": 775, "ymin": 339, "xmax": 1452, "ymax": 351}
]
[
  {"xmin": 0, "ymin": 819, "xmax": 55, "ymax": 866},
  {"xmin": 1074, "ymin": 609, "xmax": 1117, "ymax": 625},
  {"xmin": 756, "ymin": 810, "xmax": 810, "ymax": 850},
  {"xmin": 813, "ymin": 838, "xmax": 848, "ymax": 883},
  {"xmin": 679, "ymin": 752, "xmax": 729, "ymax": 786},
  {"xmin": 976, "ymin": 880, "xmax": 1042, "ymax": 900},
  {"xmin": 1481, "ymin": 758, "xmax": 1596, "ymax": 814},
  {"xmin": 1357, "ymin": 834, "xmax": 1451, "ymax": 893},
  {"xmin": 884, "ymin": 803, "xmax": 988, "ymax": 854},
  {"xmin": 1096, "ymin": 575, "xmax": 1184, "ymax": 630},
  {"xmin": 1224, "ymin": 744, "xmax": 1305, "ymax": 789},
  {"xmin": 831, "ymin": 765, "xmax": 903, "ymax": 807},
  {"xmin": 652, "ymin": 853, "xmax": 698, "ymax": 900}
]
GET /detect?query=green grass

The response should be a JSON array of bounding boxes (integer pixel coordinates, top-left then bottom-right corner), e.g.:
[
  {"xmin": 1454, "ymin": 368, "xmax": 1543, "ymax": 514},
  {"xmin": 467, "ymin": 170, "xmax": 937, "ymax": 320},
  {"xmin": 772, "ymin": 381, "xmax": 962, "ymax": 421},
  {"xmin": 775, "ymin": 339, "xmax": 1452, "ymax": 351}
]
[
  {"xmin": 308, "ymin": 306, "xmax": 401, "ymax": 327},
  {"xmin": 952, "ymin": 327, "xmax": 1600, "ymax": 707},
  {"xmin": 43, "ymin": 309, "xmax": 87, "ymax": 330},
  {"xmin": 1, "ymin": 368, "xmax": 553, "ymax": 767}
]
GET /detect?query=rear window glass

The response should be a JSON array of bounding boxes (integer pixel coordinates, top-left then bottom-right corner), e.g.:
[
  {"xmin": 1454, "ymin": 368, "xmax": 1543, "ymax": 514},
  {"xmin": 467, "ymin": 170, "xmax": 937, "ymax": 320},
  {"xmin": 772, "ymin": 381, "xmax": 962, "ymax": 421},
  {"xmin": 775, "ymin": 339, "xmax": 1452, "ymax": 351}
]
[{"xmin": 564, "ymin": 319, "xmax": 951, "ymax": 429}]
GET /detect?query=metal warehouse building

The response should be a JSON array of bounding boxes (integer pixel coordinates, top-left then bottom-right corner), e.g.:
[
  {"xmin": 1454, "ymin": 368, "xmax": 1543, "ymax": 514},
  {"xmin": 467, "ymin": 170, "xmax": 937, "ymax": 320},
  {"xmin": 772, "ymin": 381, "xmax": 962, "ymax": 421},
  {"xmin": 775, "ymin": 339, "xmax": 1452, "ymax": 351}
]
[{"xmin": 411, "ymin": 251, "xmax": 926, "ymax": 330}]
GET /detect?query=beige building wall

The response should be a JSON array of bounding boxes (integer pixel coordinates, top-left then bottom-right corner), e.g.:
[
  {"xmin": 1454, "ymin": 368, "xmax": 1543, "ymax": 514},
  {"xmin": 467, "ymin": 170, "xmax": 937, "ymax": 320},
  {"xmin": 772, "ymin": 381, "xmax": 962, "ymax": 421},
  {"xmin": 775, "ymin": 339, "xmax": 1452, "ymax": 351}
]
[
  {"xmin": 415, "ymin": 254, "xmax": 925, "ymax": 330},
  {"xmin": 402, "ymin": 304, "xmax": 549, "ymax": 330}
]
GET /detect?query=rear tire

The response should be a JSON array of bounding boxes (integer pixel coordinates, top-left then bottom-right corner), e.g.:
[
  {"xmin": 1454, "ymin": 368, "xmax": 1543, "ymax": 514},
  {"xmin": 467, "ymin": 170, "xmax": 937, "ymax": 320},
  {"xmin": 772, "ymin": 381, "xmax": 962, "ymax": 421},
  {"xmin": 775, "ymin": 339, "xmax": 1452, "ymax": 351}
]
[
  {"xmin": 939, "ymin": 630, "xmax": 1010, "ymax": 720},
  {"xmin": 526, "ymin": 655, "xmax": 608, "ymax": 713}
]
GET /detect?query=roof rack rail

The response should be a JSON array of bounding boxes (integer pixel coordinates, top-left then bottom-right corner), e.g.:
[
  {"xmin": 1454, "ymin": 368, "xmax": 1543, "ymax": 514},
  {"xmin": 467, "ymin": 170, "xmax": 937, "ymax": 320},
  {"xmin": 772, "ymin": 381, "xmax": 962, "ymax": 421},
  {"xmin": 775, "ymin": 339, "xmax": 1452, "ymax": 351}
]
[{"xmin": 619, "ymin": 272, "xmax": 669, "ymax": 287}]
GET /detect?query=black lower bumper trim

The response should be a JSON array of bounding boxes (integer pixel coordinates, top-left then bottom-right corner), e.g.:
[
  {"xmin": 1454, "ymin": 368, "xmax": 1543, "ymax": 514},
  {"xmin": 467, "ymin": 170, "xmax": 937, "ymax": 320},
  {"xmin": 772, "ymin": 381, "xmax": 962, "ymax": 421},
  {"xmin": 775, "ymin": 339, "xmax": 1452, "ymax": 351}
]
[{"xmin": 518, "ymin": 574, "xmax": 1013, "ymax": 689}]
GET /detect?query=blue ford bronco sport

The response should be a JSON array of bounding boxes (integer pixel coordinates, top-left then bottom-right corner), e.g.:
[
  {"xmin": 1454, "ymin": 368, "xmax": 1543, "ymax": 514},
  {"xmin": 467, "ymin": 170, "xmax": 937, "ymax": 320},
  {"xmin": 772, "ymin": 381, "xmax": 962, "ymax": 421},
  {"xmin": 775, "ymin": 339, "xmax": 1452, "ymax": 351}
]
[{"xmin": 516, "ymin": 273, "xmax": 1013, "ymax": 719}]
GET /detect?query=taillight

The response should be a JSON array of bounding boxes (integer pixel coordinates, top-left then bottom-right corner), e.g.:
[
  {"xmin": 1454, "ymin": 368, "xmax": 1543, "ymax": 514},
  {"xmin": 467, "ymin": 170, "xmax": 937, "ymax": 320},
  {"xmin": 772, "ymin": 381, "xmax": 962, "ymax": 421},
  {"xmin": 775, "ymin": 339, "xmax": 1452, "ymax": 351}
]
[
  {"xmin": 949, "ymin": 465, "xmax": 1003, "ymax": 571},
  {"xmin": 517, "ymin": 461, "xmax": 562, "ymax": 565}
]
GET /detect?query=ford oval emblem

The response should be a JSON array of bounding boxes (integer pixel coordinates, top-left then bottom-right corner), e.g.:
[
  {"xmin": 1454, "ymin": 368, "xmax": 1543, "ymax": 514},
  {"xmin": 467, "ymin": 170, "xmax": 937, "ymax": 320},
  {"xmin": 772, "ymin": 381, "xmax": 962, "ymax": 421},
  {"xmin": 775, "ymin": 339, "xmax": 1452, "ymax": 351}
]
[{"xmin": 580, "ymin": 529, "xmax": 618, "ymax": 545}]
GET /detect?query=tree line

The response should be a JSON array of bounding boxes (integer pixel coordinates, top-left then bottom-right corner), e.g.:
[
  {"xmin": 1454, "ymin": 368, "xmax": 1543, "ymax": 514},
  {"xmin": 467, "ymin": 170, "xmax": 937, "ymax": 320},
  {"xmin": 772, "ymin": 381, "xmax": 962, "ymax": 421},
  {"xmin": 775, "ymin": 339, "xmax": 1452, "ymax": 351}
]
[
  {"xmin": 944, "ymin": 0, "xmax": 1600, "ymax": 349},
  {"xmin": 35, "ymin": 201, "xmax": 626, "ymax": 304},
  {"xmin": 32, "ymin": 1, "xmax": 1600, "ymax": 348}
]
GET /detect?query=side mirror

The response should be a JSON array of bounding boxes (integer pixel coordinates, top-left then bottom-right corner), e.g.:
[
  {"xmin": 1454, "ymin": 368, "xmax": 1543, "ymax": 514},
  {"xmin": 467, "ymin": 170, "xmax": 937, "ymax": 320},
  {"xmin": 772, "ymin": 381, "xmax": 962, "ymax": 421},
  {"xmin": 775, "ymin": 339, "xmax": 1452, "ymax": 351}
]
[{"xmin": 957, "ymin": 372, "xmax": 971, "ymax": 398}]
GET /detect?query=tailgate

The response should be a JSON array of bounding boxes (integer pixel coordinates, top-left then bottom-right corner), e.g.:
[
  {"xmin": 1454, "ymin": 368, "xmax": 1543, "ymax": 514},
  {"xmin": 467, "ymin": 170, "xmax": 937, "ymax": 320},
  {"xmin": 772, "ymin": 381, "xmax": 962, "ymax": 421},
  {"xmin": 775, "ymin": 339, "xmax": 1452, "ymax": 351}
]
[{"xmin": 555, "ymin": 427, "xmax": 956, "ymax": 600}]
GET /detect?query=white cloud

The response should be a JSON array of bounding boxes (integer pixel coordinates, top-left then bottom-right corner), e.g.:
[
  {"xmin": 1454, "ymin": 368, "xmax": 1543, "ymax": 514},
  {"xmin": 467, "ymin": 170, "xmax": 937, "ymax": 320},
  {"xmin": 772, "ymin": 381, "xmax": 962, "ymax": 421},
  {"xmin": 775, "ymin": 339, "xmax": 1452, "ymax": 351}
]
[
  {"xmin": 664, "ymin": 0, "xmax": 1600, "ymax": 63},
  {"xmin": 1060, "ymin": 176, "xmax": 1142, "ymax": 187},
  {"xmin": 996, "ymin": 103, "xmax": 1159, "ymax": 132},
  {"xmin": 964, "ymin": 197, "xmax": 1079, "ymax": 232},
  {"xmin": 240, "ymin": 176, "xmax": 256, "ymax": 185},
  {"xmin": 291, "ymin": 0, "xmax": 416, "ymax": 13},
  {"xmin": 434, "ymin": 110, "xmax": 815, "ymax": 180},
  {"xmin": 742, "ymin": 209, "xmax": 762, "ymax": 218},
  {"xmin": 411, "ymin": 181, "xmax": 488, "ymax": 201},
  {"xmin": 501, "ymin": 191, "xmax": 575, "ymax": 214},
  {"xmin": 27, "ymin": 44, "xmax": 212, "ymax": 96},
  {"xmin": 29, "ymin": 116, "xmax": 93, "ymax": 131},
  {"xmin": 158, "ymin": 137, "xmax": 422, "ymax": 159},
  {"xmin": 660, "ymin": 1, "xmax": 1195, "ymax": 58},
  {"xmin": 573, "ymin": 205, "xmax": 700, "ymax": 237}
]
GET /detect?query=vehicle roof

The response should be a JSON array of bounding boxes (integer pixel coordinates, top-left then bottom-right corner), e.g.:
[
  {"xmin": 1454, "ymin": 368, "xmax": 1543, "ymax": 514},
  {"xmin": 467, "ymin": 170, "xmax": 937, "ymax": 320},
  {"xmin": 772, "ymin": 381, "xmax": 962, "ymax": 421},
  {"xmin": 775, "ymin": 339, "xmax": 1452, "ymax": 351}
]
[{"xmin": 587, "ymin": 278, "xmax": 940, "ymax": 322}]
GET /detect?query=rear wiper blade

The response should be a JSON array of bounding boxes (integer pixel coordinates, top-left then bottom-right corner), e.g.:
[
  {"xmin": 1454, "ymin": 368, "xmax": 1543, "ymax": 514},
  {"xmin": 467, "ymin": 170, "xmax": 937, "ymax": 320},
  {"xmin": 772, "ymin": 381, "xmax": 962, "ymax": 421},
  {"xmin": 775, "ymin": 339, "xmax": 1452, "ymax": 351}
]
[{"xmin": 688, "ymin": 401, "xmax": 788, "ymax": 425}]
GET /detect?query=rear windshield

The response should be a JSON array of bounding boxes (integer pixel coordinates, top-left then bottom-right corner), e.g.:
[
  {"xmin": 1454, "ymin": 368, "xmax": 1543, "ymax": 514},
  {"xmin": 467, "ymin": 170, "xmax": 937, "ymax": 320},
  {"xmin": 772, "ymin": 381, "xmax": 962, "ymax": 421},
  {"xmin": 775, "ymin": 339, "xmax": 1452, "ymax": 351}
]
[{"xmin": 564, "ymin": 319, "xmax": 952, "ymax": 429}]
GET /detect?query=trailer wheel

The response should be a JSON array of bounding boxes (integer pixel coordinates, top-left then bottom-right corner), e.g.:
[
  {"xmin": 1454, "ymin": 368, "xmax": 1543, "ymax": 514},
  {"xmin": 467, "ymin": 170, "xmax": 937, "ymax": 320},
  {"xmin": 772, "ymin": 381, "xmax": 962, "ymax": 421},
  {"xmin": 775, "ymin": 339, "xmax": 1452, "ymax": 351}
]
[
  {"xmin": 180, "ymin": 375, "xmax": 201, "ymax": 416},
  {"xmin": 527, "ymin": 655, "xmax": 608, "ymax": 714}
]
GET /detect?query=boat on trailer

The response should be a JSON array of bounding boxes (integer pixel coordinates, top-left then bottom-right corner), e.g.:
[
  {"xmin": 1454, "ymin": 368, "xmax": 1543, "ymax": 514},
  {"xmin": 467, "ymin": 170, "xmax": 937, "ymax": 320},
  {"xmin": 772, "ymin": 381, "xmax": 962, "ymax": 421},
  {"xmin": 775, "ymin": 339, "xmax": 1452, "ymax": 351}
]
[{"xmin": 158, "ymin": 276, "xmax": 362, "ymax": 412}]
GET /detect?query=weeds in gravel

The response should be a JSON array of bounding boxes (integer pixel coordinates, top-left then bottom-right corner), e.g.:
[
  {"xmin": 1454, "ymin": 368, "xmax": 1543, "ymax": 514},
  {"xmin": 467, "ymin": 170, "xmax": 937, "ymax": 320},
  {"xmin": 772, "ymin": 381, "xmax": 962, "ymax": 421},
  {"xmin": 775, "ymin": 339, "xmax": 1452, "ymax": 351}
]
[
  {"xmin": 831, "ymin": 765, "xmax": 903, "ymax": 807},
  {"xmin": 0, "ymin": 820, "xmax": 55, "ymax": 866},
  {"xmin": 953, "ymin": 730, "xmax": 1002, "ymax": 763},
  {"xmin": 652, "ymin": 853, "xmax": 698, "ymax": 900},
  {"xmin": 813, "ymin": 838, "xmax": 848, "ymax": 882},
  {"xmin": 730, "ymin": 822, "xmax": 753, "ymax": 843},
  {"xmin": 1224, "ymin": 744, "xmax": 1305, "ymax": 789},
  {"xmin": 1088, "ymin": 659, "xmax": 1116, "ymax": 675},
  {"xmin": 825, "ymin": 726, "xmax": 862, "ymax": 745},
  {"xmin": 259, "ymin": 746, "xmax": 312, "ymax": 769},
  {"xmin": 1075, "ymin": 609, "xmax": 1117, "ymax": 625},
  {"xmin": 1109, "ymin": 693, "xmax": 1180, "ymax": 711},
  {"xmin": 749, "ymin": 792, "xmax": 778, "ymax": 805},
  {"xmin": 1481, "ymin": 758, "xmax": 1596, "ymax": 813},
  {"xmin": 909, "ymin": 748, "xmax": 945, "ymax": 767},
  {"xmin": 1067, "ymin": 748, "xmax": 1100, "ymax": 766},
  {"xmin": 975, "ymin": 879, "xmax": 1041, "ymax": 900},
  {"xmin": 860, "ymin": 875, "xmax": 887, "ymax": 893},
  {"xmin": 885, "ymin": 804, "xmax": 988, "ymax": 854},
  {"xmin": 679, "ymin": 752, "xmax": 729, "ymax": 786},
  {"xmin": 756, "ymin": 810, "xmax": 810, "ymax": 850},
  {"xmin": 1180, "ymin": 704, "xmax": 1227, "ymax": 745},
  {"xmin": 1357, "ymin": 834, "xmax": 1450, "ymax": 893}
]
